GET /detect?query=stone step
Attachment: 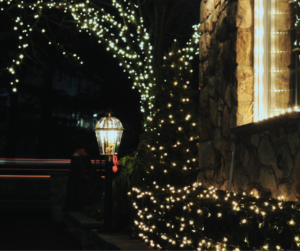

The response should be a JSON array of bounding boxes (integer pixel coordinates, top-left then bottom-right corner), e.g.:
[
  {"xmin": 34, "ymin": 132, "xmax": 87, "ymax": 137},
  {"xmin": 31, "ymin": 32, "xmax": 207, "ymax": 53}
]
[
  {"xmin": 64, "ymin": 211, "xmax": 103, "ymax": 247},
  {"xmin": 66, "ymin": 211, "xmax": 103, "ymax": 229},
  {"xmin": 91, "ymin": 230, "xmax": 156, "ymax": 250},
  {"xmin": 65, "ymin": 211, "xmax": 156, "ymax": 250}
]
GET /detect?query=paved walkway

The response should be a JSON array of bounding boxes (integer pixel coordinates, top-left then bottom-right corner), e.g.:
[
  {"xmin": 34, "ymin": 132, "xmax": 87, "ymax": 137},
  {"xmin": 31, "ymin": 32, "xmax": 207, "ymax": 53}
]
[{"xmin": 0, "ymin": 205, "xmax": 83, "ymax": 250}]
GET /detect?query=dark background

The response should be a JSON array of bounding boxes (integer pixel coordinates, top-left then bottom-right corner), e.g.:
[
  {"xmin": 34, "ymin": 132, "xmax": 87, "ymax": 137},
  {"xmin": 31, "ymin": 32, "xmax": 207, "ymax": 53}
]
[
  {"xmin": 0, "ymin": 1, "xmax": 200, "ymax": 159},
  {"xmin": 0, "ymin": 7, "xmax": 143, "ymax": 159}
]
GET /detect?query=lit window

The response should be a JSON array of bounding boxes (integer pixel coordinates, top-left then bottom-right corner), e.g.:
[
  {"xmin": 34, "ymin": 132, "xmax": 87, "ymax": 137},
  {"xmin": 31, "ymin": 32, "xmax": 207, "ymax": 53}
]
[{"xmin": 254, "ymin": 0, "xmax": 300, "ymax": 121}]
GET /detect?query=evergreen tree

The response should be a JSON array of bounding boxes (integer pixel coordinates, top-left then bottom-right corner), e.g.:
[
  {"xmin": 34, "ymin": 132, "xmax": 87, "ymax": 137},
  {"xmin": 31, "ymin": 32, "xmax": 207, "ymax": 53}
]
[{"xmin": 140, "ymin": 42, "xmax": 199, "ymax": 188}]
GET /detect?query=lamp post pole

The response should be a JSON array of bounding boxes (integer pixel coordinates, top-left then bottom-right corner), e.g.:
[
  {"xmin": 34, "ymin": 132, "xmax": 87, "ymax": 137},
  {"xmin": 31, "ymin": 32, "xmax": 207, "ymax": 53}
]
[
  {"xmin": 104, "ymin": 155, "xmax": 113, "ymax": 231},
  {"xmin": 94, "ymin": 108, "xmax": 123, "ymax": 233}
]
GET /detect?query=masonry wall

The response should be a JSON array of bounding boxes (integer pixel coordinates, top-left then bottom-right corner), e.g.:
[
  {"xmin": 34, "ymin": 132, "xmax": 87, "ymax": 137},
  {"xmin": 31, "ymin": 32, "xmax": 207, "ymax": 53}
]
[{"xmin": 198, "ymin": 0, "xmax": 300, "ymax": 202}]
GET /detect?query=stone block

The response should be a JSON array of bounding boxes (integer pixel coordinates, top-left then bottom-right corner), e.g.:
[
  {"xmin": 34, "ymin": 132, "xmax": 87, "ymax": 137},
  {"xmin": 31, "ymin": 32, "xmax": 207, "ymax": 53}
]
[
  {"xmin": 229, "ymin": 106, "xmax": 237, "ymax": 128},
  {"xmin": 200, "ymin": 1, "xmax": 207, "ymax": 23},
  {"xmin": 225, "ymin": 1, "xmax": 238, "ymax": 28},
  {"xmin": 244, "ymin": 152, "xmax": 259, "ymax": 182},
  {"xmin": 199, "ymin": 23, "xmax": 205, "ymax": 33},
  {"xmin": 251, "ymin": 134, "xmax": 259, "ymax": 146},
  {"xmin": 270, "ymin": 126, "xmax": 286, "ymax": 142},
  {"xmin": 218, "ymin": 158, "xmax": 229, "ymax": 181},
  {"xmin": 222, "ymin": 106, "xmax": 230, "ymax": 137},
  {"xmin": 207, "ymin": 76, "xmax": 215, "ymax": 97},
  {"xmin": 197, "ymin": 171, "xmax": 205, "ymax": 185},
  {"xmin": 224, "ymin": 85, "xmax": 232, "ymax": 108},
  {"xmin": 234, "ymin": 168, "xmax": 249, "ymax": 191},
  {"xmin": 211, "ymin": 11, "xmax": 218, "ymax": 25},
  {"xmin": 277, "ymin": 183, "xmax": 291, "ymax": 201},
  {"xmin": 236, "ymin": 66, "xmax": 253, "ymax": 103},
  {"xmin": 205, "ymin": 32, "xmax": 212, "ymax": 48},
  {"xmin": 205, "ymin": 0, "xmax": 215, "ymax": 17},
  {"xmin": 199, "ymin": 33, "xmax": 208, "ymax": 62},
  {"xmin": 199, "ymin": 117, "xmax": 214, "ymax": 141},
  {"xmin": 205, "ymin": 17, "xmax": 214, "ymax": 33},
  {"xmin": 272, "ymin": 143, "xmax": 293, "ymax": 179},
  {"xmin": 204, "ymin": 169, "xmax": 215, "ymax": 188},
  {"xmin": 215, "ymin": 3, "xmax": 222, "ymax": 18},
  {"xmin": 220, "ymin": 180, "xmax": 229, "ymax": 191},
  {"xmin": 210, "ymin": 99, "xmax": 218, "ymax": 126},
  {"xmin": 205, "ymin": 169, "xmax": 215, "ymax": 180},
  {"xmin": 292, "ymin": 150, "xmax": 300, "ymax": 188},
  {"xmin": 236, "ymin": 30, "xmax": 253, "ymax": 65},
  {"xmin": 216, "ymin": 14, "xmax": 229, "ymax": 42},
  {"xmin": 200, "ymin": 84, "xmax": 209, "ymax": 108},
  {"xmin": 214, "ymin": 0, "xmax": 220, "ymax": 7},
  {"xmin": 215, "ymin": 63, "xmax": 225, "ymax": 95},
  {"xmin": 199, "ymin": 63, "xmax": 204, "ymax": 87},
  {"xmin": 241, "ymin": 144, "xmax": 250, "ymax": 168},
  {"xmin": 288, "ymin": 132, "xmax": 298, "ymax": 156},
  {"xmin": 214, "ymin": 128, "xmax": 223, "ymax": 150},
  {"xmin": 259, "ymin": 166, "xmax": 277, "ymax": 189},
  {"xmin": 258, "ymin": 137, "xmax": 274, "ymax": 165},
  {"xmin": 236, "ymin": 0, "xmax": 253, "ymax": 28},
  {"xmin": 199, "ymin": 141, "xmax": 214, "ymax": 169},
  {"xmin": 203, "ymin": 60, "xmax": 209, "ymax": 74},
  {"xmin": 219, "ymin": 40, "xmax": 231, "ymax": 64}
]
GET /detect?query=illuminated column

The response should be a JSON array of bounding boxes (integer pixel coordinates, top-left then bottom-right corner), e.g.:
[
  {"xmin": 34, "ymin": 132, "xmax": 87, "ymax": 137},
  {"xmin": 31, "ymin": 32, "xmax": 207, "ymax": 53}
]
[{"xmin": 254, "ymin": 0, "xmax": 269, "ymax": 122}]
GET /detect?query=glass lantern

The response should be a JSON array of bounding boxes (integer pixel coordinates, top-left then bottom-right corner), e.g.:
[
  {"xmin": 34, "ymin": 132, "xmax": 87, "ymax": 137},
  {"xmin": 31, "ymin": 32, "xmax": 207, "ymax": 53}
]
[{"xmin": 94, "ymin": 111, "xmax": 124, "ymax": 155}]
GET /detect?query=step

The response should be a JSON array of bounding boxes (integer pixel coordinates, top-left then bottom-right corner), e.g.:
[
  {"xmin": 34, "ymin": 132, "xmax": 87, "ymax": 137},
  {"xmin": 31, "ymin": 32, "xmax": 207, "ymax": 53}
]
[
  {"xmin": 91, "ymin": 230, "xmax": 156, "ymax": 250},
  {"xmin": 65, "ymin": 211, "xmax": 104, "ymax": 229},
  {"xmin": 64, "ymin": 212, "xmax": 156, "ymax": 250},
  {"xmin": 64, "ymin": 211, "xmax": 103, "ymax": 247}
]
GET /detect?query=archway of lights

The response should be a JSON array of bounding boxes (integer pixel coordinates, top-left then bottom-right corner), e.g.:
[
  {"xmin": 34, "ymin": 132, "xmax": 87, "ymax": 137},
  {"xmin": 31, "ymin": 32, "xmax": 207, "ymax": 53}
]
[{"xmin": 0, "ymin": 0, "xmax": 200, "ymax": 121}]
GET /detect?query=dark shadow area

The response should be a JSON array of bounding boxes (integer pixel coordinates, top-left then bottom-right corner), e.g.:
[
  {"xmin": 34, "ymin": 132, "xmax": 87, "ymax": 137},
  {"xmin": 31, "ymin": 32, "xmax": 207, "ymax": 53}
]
[{"xmin": 0, "ymin": 208, "xmax": 83, "ymax": 250}]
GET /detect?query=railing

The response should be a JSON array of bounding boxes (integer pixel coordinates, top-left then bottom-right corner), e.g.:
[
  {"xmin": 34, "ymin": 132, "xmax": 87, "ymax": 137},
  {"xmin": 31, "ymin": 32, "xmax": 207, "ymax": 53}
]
[{"xmin": 0, "ymin": 158, "xmax": 106, "ymax": 178}]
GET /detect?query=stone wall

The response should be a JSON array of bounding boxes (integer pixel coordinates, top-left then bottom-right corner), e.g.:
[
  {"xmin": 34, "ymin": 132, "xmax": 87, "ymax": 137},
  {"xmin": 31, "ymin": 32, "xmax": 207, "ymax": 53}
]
[
  {"xmin": 198, "ymin": 113, "xmax": 300, "ymax": 202},
  {"xmin": 198, "ymin": 0, "xmax": 254, "ymax": 189},
  {"xmin": 198, "ymin": 0, "xmax": 300, "ymax": 202}
]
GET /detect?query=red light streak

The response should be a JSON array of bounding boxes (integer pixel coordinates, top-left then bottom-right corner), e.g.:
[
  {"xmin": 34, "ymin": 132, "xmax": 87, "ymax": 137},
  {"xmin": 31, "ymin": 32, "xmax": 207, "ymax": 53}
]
[{"xmin": 0, "ymin": 175, "xmax": 50, "ymax": 178}]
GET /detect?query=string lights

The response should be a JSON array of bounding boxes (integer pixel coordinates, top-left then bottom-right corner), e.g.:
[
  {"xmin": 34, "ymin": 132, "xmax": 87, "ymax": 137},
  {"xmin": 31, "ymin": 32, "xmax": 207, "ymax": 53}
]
[{"xmin": 1, "ymin": 0, "xmax": 200, "ymax": 119}]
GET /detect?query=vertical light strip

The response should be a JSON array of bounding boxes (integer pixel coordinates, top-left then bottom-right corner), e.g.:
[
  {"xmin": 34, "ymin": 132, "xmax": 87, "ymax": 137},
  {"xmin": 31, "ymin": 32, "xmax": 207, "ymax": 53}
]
[
  {"xmin": 270, "ymin": 0, "xmax": 276, "ymax": 116},
  {"xmin": 254, "ymin": 0, "xmax": 269, "ymax": 122},
  {"xmin": 270, "ymin": 0, "xmax": 278, "ymax": 117}
]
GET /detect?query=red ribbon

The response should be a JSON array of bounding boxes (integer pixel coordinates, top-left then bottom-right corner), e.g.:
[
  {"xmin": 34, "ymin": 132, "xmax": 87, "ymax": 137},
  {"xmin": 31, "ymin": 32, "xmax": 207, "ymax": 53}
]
[{"xmin": 112, "ymin": 155, "xmax": 120, "ymax": 173}]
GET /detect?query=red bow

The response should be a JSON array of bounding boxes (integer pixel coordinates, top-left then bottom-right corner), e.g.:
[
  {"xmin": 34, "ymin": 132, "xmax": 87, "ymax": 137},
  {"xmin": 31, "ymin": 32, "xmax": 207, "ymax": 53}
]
[
  {"xmin": 112, "ymin": 155, "xmax": 120, "ymax": 173},
  {"xmin": 76, "ymin": 148, "xmax": 87, "ymax": 156}
]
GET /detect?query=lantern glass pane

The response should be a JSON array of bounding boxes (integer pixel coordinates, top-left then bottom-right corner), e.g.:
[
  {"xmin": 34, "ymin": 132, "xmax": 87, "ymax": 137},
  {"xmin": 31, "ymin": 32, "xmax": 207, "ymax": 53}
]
[{"xmin": 95, "ymin": 116, "xmax": 124, "ymax": 155}]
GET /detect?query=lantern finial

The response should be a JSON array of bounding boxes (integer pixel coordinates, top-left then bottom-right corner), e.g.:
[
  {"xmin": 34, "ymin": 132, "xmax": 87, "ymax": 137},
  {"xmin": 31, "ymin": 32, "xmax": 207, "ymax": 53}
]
[{"xmin": 106, "ymin": 107, "xmax": 113, "ymax": 117}]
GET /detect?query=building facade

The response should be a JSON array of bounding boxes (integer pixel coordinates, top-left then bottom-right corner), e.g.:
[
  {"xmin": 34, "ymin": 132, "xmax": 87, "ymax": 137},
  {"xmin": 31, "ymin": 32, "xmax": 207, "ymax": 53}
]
[{"xmin": 198, "ymin": 0, "xmax": 300, "ymax": 201}]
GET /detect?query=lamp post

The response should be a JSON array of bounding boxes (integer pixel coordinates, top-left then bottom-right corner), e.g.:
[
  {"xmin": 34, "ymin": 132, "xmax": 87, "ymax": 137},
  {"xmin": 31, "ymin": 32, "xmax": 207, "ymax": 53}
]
[{"xmin": 94, "ymin": 109, "xmax": 124, "ymax": 231}]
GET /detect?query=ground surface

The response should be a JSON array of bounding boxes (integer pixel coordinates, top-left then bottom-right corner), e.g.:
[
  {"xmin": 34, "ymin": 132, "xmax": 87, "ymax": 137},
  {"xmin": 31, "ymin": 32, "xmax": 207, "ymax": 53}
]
[{"xmin": 0, "ymin": 207, "xmax": 83, "ymax": 250}]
